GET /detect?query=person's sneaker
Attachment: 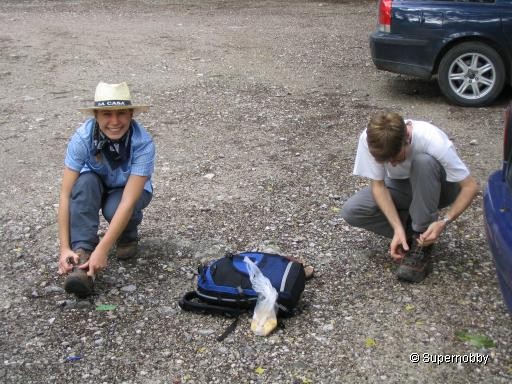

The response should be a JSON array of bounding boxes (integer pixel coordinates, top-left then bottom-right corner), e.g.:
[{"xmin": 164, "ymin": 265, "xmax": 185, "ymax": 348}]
[
  {"xmin": 64, "ymin": 249, "xmax": 93, "ymax": 299},
  {"xmin": 396, "ymin": 237, "xmax": 433, "ymax": 283},
  {"xmin": 116, "ymin": 240, "xmax": 138, "ymax": 260}
]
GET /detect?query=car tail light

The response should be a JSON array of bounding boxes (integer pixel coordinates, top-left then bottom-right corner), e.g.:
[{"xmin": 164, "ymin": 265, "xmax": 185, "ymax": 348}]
[{"xmin": 378, "ymin": 0, "xmax": 392, "ymax": 33}]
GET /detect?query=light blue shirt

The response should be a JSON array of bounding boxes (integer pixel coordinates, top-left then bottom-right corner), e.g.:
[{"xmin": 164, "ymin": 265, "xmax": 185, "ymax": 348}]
[{"xmin": 65, "ymin": 118, "xmax": 155, "ymax": 193}]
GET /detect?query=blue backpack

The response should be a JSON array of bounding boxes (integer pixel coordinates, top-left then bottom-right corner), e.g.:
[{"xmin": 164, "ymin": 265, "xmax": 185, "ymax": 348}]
[{"xmin": 179, "ymin": 252, "xmax": 306, "ymax": 317}]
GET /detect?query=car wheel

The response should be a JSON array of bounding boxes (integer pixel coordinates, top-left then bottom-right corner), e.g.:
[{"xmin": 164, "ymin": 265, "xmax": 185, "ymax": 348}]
[{"xmin": 438, "ymin": 42, "xmax": 505, "ymax": 107}]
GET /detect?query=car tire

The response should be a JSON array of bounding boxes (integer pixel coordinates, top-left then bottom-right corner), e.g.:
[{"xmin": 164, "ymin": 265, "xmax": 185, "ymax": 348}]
[{"xmin": 438, "ymin": 42, "xmax": 505, "ymax": 107}]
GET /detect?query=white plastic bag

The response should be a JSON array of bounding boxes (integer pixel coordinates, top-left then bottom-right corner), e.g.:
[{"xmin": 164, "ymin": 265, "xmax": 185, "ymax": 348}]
[{"xmin": 244, "ymin": 256, "xmax": 278, "ymax": 336}]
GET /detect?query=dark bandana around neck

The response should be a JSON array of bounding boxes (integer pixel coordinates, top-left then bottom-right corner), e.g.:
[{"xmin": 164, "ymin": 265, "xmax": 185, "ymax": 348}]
[{"xmin": 92, "ymin": 120, "xmax": 132, "ymax": 169}]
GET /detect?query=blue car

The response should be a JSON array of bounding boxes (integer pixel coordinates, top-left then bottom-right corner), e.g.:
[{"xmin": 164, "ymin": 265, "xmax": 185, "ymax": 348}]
[
  {"xmin": 484, "ymin": 103, "xmax": 512, "ymax": 314},
  {"xmin": 370, "ymin": 0, "xmax": 512, "ymax": 107}
]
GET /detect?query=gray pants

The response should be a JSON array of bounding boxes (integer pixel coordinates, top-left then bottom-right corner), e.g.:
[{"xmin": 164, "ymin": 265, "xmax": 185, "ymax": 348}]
[
  {"xmin": 341, "ymin": 153, "xmax": 460, "ymax": 238},
  {"xmin": 70, "ymin": 172, "xmax": 153, "ymax": 252}
]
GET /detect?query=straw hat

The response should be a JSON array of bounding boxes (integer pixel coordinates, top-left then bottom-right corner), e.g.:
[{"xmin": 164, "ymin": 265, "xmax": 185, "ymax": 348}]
[{"xmin": 79, "ymin": 82, "xmax": 149, "ymax": 114}]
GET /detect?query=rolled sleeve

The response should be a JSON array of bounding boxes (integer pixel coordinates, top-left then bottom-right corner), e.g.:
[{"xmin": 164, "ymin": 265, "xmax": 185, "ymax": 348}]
[{"xmin": 64, "ymin": 133, "xmax": 88, "ymax": 172}]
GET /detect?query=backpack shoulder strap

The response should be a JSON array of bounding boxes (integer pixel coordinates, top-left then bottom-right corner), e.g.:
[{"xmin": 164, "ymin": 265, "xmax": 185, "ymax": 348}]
[
  {"xmin": 179, "ymin": 291, "xmax": 241, "ymax": 317},
  {"xmin": 179, "ymin": 291, "xmax": 242, "ymax": 341}
]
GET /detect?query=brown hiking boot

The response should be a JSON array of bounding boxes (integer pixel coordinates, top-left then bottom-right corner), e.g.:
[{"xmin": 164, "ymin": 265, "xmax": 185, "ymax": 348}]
[
  {"xmin": 396, "ymin": 237, "xmax": 433, "ymax": 283},
  {"xmin": 64, "ymin": 249, "xmax": 93, "ymax": 299},
  {"xmin": 116, "ymin": 240, "xmax": 138, "ymax": 260}
]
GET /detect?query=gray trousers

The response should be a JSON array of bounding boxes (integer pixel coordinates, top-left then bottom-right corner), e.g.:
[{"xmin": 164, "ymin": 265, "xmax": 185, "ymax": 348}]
[
  {"xmin": 70, "ymin": 172, "xmax": 153, "ymax": 252},
  {"xmin": 341, "ymin": 153, "xmax": 460, "ymax": 238}
]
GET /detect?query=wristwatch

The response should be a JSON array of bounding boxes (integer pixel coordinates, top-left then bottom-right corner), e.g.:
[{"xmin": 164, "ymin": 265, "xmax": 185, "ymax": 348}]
[{"xmin": 441, "ymin": 215, "xmax": 452, "ymax": 226}]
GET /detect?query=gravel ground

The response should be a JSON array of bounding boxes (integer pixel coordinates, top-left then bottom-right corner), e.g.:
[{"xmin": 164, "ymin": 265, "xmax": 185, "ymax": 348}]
[{"xmin": 1, "ymin": 1, "xmax": 511, "ymax": 383}]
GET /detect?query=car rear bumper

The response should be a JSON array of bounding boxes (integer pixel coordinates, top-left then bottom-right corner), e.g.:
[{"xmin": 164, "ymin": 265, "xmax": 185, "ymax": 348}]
[
  {"xmin": 370, "ymin": 31, "xmax": 434, "ymax": 79},
  {"xmin": 483, "ymin": 170, "xmax": 512, "ymax": 315}
]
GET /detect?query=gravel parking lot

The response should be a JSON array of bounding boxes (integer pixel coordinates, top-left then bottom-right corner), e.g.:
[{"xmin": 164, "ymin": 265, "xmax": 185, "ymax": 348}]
[{"xmin": 0, "ymin": 0, "xmax": 511, "ymax": 383}]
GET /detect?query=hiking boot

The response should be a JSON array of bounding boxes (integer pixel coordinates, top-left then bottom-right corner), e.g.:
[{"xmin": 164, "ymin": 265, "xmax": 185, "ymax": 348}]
[
  {"xmin": 396, "ymin": 238, "xmax": 433, "ymax": 283},
  {"xmin": 116, "ymin": 240, "xmax": 138, "ymax": 260},
  {"xmin": 64, "ymin": 249, "xmax": 93, "ymax": 299}
]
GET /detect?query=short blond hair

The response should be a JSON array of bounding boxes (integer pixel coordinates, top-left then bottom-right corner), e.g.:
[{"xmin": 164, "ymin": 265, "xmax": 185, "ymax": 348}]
[{"xmin": 366, "ymin": 112, "xmax": 407, "ymax": 163}]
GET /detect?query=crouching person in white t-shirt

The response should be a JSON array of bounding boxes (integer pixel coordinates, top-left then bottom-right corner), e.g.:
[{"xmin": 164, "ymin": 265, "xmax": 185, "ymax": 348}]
[{"xmin": 341, "ymin": 112, "xmax": 478, "ymax": 283}]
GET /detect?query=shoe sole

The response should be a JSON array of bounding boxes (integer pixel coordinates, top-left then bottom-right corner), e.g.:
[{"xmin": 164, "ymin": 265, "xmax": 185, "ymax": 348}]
[
  {"xmin": 64, "ymin": 275, "xmax": 93, "ymax": 299},
  {"xmin": 396, "ymin": 262, "xmax": 433, "ymax": 283}
]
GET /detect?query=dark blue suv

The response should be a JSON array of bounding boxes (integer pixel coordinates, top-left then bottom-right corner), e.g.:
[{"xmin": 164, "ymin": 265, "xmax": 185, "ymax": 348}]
[
  {"xmin": 483, "ymin": 103, "xmax": 512, "ymax": 314},
  {"xmin": 370, "ymin": 0, "xmax": 512, "ymax": 107}
]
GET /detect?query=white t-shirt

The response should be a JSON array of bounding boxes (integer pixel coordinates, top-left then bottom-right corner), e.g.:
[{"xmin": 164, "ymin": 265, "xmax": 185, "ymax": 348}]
[{"xmin": 353, "ymin": 120, "xmax": 470, "ymax": 182}]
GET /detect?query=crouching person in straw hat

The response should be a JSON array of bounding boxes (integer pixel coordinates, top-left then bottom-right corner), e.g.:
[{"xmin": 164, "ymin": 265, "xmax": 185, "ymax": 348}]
[{"xmin": 57, "ymin": 82, "xmax": 155, "ymax": 298}]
